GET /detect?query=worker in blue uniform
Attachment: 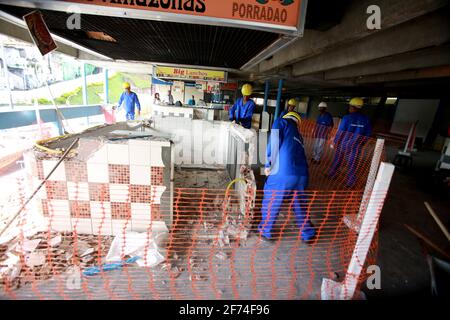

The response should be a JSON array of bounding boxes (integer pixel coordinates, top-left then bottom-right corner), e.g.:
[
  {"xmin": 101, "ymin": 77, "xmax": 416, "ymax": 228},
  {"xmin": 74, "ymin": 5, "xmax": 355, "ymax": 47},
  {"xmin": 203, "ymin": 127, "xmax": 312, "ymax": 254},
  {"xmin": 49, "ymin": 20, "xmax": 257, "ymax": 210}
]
[
  {"xmin": 188, "ymin": 95, "xmax": 196, "ymax": 106},
  {"xmin": 229, "ymin": 84, "xmax": 256, "ymax": 129},
  {"xmin": 279, "ymin": 98, "xmax": 297, "ymax": 118},
  {"xmin": 259, "ymin": 111, "xmax": 316, "ymax": 243},
  {"xmin": 116, "ymin": 82, "xmax": 141, "ymax": 120},
  {"xmin": 312, "ymin": 102, "xmax": 334, "ymax": 163},
  {"xmin": 328, "ymin": 98, "xmax": 372, "ymax": 187}
]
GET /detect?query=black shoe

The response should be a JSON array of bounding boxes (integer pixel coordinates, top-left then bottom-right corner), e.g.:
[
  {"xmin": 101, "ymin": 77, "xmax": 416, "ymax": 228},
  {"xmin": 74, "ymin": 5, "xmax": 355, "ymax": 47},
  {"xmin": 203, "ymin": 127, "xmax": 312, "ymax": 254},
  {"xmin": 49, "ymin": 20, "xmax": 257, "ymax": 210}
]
[{"xmin": 303, "ymin": 235, "xmax": 318, "ymax": 246}]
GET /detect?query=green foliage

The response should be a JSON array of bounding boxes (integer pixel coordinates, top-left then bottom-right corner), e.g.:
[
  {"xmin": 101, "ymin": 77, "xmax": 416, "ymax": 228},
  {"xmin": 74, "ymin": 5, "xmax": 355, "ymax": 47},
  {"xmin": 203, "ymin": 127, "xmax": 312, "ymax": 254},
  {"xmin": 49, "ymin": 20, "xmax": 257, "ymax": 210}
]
[
  {"xmin": 47, "ymin": 72, "xmax": 150, "ymax": 106},
  {"xmin": 33, "ymin": 97, "xmax": 52, "ymax": 105}
]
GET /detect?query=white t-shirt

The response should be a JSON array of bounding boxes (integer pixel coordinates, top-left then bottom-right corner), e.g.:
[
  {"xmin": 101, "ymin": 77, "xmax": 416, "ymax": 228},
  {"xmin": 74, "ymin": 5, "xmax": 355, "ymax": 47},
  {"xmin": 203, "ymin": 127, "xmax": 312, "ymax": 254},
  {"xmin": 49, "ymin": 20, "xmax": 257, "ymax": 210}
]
[{"xmin": 163, "ymin": 94, "xmax": 174, "ymax": 105}]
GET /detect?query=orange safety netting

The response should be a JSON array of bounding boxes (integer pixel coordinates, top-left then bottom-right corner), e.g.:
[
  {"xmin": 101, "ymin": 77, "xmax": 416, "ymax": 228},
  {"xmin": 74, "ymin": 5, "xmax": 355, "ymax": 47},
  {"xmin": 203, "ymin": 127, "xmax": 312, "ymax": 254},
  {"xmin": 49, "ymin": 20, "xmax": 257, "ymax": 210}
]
[{"xmin": 0, "ymin": 119, "xmax": 387, "ymax": 300}]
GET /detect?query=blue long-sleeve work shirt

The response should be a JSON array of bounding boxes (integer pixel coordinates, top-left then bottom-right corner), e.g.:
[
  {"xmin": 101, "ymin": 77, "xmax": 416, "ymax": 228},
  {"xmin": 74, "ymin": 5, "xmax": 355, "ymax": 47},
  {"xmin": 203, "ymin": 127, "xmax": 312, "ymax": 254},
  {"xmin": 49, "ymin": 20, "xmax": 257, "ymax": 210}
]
[
  {"xmin": 334, "ymin": 112, "xmax": 372, "ymax": 147},
  {"xmin": 118, "ymin": 91, "xmax": 141, "ymax": 117},
  {"xmin": 314, "ymin": 112, "xmax": 334, "ymax": 139},
  {"xmin": 229, "ymin": 98, "xmax": 256, "ymax": 129},
  {"xmin": 266, "ymin": 118, "xmax": 309, "ymax": 177}
]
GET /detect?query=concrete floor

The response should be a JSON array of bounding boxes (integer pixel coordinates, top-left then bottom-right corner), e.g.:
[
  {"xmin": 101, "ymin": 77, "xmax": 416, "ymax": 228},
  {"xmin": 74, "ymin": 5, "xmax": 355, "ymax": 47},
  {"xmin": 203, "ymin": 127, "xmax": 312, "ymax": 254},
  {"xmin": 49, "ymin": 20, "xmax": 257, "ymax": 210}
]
[
  {"xmin": 362, "ymin": 146, "xmax": 450, "ymax": 298},
  {"xmin": 1, "ymin": 146, "xmax": 449, "ymax": 299}
]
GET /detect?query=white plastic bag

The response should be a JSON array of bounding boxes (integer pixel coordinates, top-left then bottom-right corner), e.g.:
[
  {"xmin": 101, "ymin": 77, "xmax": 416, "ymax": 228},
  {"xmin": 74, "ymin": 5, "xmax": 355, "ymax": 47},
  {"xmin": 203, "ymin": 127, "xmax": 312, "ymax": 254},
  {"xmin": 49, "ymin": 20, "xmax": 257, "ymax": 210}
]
[{"xmin": 105, "ymin": 230, "xmax": 167, "ymax": 268}]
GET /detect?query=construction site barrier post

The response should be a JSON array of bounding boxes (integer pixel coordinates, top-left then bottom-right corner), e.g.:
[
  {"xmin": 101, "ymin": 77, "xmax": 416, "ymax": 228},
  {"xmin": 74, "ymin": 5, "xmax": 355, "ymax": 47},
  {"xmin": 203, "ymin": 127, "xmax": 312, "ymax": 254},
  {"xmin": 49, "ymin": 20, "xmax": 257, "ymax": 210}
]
[
  {"xmin": 344, "ymin": 138, "xmax": 385, "ymax": 232},
  {"xmin": 321, "ymin": 162, "xmax": 395, "ymax": 300}
]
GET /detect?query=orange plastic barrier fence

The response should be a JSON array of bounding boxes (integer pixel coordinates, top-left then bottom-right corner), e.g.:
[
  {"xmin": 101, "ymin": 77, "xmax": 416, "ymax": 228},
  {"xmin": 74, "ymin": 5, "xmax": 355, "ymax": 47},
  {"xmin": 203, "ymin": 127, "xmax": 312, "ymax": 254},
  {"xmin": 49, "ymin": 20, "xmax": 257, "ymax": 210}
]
[
  {"xmin": 0, "ymin": 119, "xmax": 386, "ymax": 300},
  {"xmin": 1, "ymin": 187, "xmax": 386, "ymax": 300}
]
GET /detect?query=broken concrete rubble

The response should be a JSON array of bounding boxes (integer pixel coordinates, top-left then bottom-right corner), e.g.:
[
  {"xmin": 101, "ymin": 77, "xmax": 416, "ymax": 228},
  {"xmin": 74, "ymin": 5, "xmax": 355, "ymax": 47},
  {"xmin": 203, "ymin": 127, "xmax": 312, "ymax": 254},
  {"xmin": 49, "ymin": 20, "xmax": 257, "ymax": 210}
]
[
  {"xmin": 0, "ymin": 231, "xmax": 113, "ymax": 290},
  {"xmin": 215, "ymin": 252, "xmax": 227, "ymax": 261},
  {"xmin": 2, "ymin": 118, "xmax": 259, "ymax": 291},
  {"xmin": 25, "ymin": 251, "xmax": 46, "ymax": 268},
  {"xmin": 49, "ymin": 235, "xmax": 61, "ymax": 247}
]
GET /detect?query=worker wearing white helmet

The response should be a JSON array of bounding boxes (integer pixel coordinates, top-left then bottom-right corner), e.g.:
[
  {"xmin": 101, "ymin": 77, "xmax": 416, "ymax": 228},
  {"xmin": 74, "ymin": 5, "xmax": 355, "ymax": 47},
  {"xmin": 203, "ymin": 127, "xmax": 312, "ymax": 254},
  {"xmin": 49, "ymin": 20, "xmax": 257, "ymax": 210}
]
[
  {"xmin": 328, "ymin": 97, "xmax": 372, "ymax": 188},
  {"xmin": 312, "ymin": 101, "xmax": 334, "ymax": 163},
  {"xmin": 229, "ymin": 84, "xmax": 256, "ymax": 129}
]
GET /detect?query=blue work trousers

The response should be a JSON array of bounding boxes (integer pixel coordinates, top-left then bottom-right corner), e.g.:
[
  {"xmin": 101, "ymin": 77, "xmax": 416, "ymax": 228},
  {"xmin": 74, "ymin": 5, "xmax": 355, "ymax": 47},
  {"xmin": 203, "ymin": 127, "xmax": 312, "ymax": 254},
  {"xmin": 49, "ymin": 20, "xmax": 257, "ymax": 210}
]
[{"xmin": 258, "ymin": 175, "xmax": 315, "ymax": 241}]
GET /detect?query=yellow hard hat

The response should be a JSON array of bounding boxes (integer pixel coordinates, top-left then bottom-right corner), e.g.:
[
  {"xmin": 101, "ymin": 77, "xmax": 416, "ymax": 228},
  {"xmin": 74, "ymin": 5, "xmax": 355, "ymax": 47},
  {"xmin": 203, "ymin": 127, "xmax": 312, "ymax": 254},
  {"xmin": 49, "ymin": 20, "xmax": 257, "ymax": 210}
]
[
  {"xmin": 241, "ymin": 84, "xmax": 253, "ymax": 96},
  {"xmin": 288, "ymin": 98, "xmax": 297, "ymax": 106},
  {"xmin": 123, "ymin": 82, "xmax": 131, "ymax": 89},
  {"xmin": 283, "ymin": 111, "xmax": 302, "ymax": 123},
  {"xmin": 349, "ymin": 97, "xmax": 364, "ymax": 108}
]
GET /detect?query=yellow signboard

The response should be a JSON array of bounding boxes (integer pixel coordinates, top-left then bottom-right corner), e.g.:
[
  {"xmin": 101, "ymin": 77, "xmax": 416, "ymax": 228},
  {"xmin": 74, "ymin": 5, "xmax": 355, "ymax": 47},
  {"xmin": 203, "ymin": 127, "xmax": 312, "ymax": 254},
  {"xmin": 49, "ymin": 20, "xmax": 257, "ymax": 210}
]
[{"xmin": 155, "ymin": 66, "xmax": 227, "ymax": 82}]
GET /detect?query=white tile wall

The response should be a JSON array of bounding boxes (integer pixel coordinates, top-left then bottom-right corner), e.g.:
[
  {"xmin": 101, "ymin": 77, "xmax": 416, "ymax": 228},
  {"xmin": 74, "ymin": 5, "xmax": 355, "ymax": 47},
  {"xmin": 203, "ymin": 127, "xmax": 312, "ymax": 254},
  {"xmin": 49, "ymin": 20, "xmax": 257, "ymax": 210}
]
[
  {"xmin": 129, "ymin": 145, "xmax": 151, "ymax": 166},
  {"xmin": 128, "ymin": 140, "xmax": 152, "ymax": 148},
  {"xmin": 150, "ymin": 146, "xmax": 165, "ymax": 167},
  {"xmin": 67, "ymin": 182, "xmax": 90, "ymax": 201},
  {"xmin": 150, "ymin": 186, "xmax": 166, "ymax": 204},
  {"xmin": 109, "ymin": 184, "xmax": 130, "ymax": 203},
  {"xmin": 35, "ymin": 180, "xmax": 47, "ymax": 199},
  {"xmin": 107, "ymin": 143, "xmax": 129, "ymax": 165},
  {"xmin": 131, "ymin": 203, "xmax": 151, "ymax": 232},
  {"xmin": 87, "ymin": 145, "xmax": 108, "ymax": 164},
  {"xmin": 42, "ymin": 160, "xmax": 66, "ymax": 181},
  {"xmin": 90, "ymin": 201, "xmax": 112, "ymax": 235},
  {"xmin": 87, "ymin": 163, "xmax": 109, "ymax": 183},
  {"xmin": 23, "ymin": 152, "xmax": 35, "ymax": 177},
  {"xmin": 112, "ymin": 220, "xmax": 132, "ymax": 235},
  {"xmin": 130, "ymin": 165, "xmax": 151, "ymax": 185},
  {"xmin": 71, "ymin": 218, "xmax": 93, "ymax": 235},
  {"xmin": 46, "ymin": 200, "xmax": 71, "ymax": 232},
  {"xmin": 192, "ymin": 121, "xmax": 203, "ymax": 165}
]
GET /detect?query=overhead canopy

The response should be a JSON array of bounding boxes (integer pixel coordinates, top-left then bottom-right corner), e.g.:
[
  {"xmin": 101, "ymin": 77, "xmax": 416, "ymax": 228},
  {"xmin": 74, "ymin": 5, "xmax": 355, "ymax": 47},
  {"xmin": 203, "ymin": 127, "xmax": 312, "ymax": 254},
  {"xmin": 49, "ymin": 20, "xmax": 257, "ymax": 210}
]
[{"xmin": 0, "ymin": 3, "xmax": 281, "ymax": 69}]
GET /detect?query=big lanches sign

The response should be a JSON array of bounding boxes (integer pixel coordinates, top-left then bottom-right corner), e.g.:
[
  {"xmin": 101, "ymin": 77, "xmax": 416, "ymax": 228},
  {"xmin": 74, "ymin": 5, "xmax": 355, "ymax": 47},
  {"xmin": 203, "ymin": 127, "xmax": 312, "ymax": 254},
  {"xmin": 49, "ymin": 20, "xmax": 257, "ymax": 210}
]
[{"xmin": 56, "ymin": 0, "xmax": 306, "ymax": 35}]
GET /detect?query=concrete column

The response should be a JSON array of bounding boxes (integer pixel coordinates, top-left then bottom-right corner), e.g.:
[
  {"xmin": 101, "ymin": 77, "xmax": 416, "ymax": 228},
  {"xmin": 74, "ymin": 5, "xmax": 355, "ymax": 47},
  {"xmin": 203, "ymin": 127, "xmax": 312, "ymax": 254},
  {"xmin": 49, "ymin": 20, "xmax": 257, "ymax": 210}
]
[
  {"xmin": 34, "ymin": 98, "xmax": 43, "ymax": 139},
  {"xmin": 103, "ymin": 68, "xmax": 109, "ymax": 104},
  {"xmin": 1, "ymin": 42, "xmax": 13, "ymax": 109},
  {"xmin": 263, "ymin": 80, "xmax": 270, "ymax": 112},
  {"xmin": 306, "ymin": 96, "xmax": 313, "ymax": 118},
  {"xmin": 55, "ymin": 110, "xmax": 64, "ymax": 136},
  {"xmin": 274, "ymin": 79, "xmax": 284, "ymax": 120},
  {"xmin": 81, "ymin": 63, "xmax": 88, "ymax": 105}
]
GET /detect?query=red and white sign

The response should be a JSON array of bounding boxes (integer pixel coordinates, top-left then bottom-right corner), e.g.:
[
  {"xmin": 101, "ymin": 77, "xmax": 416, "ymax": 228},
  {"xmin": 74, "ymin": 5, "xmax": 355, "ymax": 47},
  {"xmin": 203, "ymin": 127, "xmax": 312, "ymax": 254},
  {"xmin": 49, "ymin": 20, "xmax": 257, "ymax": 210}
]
[{"xmin": 23, "ymin": 10, "xmax": 57, "ymax": 56}]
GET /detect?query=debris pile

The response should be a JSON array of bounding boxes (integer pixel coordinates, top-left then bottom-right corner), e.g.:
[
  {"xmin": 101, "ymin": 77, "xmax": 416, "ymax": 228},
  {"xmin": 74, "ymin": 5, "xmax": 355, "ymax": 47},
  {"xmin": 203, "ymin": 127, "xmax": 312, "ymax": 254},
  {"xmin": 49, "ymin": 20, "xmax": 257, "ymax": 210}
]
[{"xmin": 0, "ymin": 231, "xmax": 113, "ymax": 290}]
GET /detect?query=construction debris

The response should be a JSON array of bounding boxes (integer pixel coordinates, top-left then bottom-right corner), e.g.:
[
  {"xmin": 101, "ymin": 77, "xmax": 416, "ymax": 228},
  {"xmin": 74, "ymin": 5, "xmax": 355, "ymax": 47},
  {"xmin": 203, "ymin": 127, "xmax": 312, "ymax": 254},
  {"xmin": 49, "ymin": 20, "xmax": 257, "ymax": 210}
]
[
  {"xmin": 424, "ymin": 201, "xmax": 450, "ymax": 243},
  {"xmin": 106, "ymin": 230, "xmax": 168, "ymax": 268},
  {"xmin": 25, "ymin": 251, "xmax": 46, "ymax": 268},
  {"xmin": 0, "ymin": 231, "xmax": 113, "ymax": 290},
  {"xmin": 49, "ymin": 235, "xmax": 61, "ymax": 247},
  {"xmin": 215, "ymin": 252, "xmax": 227, "ymax": 261}
]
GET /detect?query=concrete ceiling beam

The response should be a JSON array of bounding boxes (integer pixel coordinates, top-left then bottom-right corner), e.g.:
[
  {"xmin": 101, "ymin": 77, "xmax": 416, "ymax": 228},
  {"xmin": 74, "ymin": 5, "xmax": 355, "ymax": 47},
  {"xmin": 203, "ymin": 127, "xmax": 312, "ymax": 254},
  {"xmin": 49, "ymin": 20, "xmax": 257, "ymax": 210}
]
[
  {"xmin": 355, "ymin": 65, "xmax": 450, "ymax": 84},
  {"xmin": 257, "ymin": 0, "xmax": 448, "ymax": 74},
  {"xmin": 324, "ymin": 44, "xmax": 450, "ymax": 80},
  {"xmin": 292, "ymin": 8, "xmax": 450, "ymax": 77}
]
